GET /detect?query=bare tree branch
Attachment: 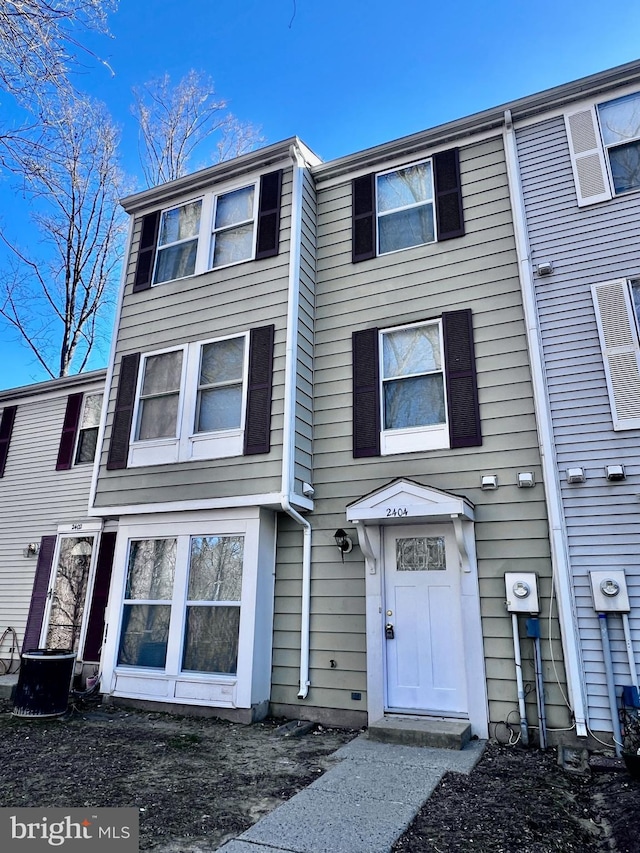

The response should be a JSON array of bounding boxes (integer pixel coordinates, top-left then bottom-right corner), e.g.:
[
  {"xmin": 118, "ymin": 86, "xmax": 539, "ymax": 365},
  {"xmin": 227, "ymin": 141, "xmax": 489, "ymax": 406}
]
[
  {"xmin": 0, "ymin": 92, "xmax": 127, "ymax": 377},
  {"xmin": 132, "ymin": 70, "xmax": 265, "ymax": 187}
]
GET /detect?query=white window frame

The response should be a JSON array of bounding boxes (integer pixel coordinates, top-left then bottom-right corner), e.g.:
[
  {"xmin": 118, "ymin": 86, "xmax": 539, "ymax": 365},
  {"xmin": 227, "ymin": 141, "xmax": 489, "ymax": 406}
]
[
  {"xmin": 74, "ymin": 392, "xmax": 103, "ymax": 465},
  {"xmin": 128, "ymin": 334, "xmax": 249, "ymax": 468},
  {"xmin": 150, "ymin": 177, "xmax": 260, "ymax": 287},
  {"xmin": 597, "ymin": 92, "xmax": 640, "ymax": 198},
  {"xmin": 379, "ymin": 319, "xmax": 450, "ymax": 455},
  {"xmin": 376, "ymin": 159, "xmax": 436, "ymax": 257}
]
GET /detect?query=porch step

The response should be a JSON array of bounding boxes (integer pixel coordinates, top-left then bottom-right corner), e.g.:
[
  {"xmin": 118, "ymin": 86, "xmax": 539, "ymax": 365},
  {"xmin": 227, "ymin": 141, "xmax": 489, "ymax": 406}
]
[
  {"xmin": 0, "ymin": 674, "xmax": 19, "ymax": 700},
  {"xmin": 367, "ymin": 717, "xmax": 471, "ymax": 750}
]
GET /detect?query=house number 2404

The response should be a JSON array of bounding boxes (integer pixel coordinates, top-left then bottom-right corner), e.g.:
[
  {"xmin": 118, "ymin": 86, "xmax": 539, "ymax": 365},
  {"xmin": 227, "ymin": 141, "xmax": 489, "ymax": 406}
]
[{"xmin": 386, "ymin": 507, "xmax": 408, "ymax": 517}]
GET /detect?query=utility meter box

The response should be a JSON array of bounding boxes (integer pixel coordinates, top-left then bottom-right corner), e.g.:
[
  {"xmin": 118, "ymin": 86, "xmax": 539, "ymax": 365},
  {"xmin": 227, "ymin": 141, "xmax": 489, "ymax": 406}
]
[
  {"xmin": 590, "ymin": 570, "xmax": 630, "ymax": 612},
  {"xmin": 504, "ymin": 572, "xmax": 539, "ymax": 614}
]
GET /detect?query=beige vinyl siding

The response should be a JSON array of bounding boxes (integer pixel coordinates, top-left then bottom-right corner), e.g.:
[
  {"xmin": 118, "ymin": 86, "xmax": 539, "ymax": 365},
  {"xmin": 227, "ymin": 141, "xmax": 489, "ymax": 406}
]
[
  {"xmin": 516, "ymin": 114, "xmax": 640, "ymax": 732},
  {"xmin": 0, "ymin": 377, "xmax": 105, "ymax": 654},
  {"xmin": 270, "ymin": 135, "xmax": 570, "ymax": 731},
  {"xmin": 94, "ymin": 166, "xmax": 297, "ymax": 509}
]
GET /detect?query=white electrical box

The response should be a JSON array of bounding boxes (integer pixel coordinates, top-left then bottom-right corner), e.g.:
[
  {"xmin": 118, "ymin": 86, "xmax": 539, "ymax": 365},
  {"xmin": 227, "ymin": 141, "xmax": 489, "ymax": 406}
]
[
  {"xmin": 589, "ymin": 570, "xmax": 630, "ymax": 612},
  {"xmin": 504, "ymin": 572, "xmax": 540, "ymax": 613}
]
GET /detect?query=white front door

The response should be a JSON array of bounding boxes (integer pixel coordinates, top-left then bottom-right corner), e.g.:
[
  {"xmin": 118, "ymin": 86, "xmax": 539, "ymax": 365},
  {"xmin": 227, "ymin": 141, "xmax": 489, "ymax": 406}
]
[{"xmin": 384, "ymin": 524, "xmax": 467, "ymax": 715}]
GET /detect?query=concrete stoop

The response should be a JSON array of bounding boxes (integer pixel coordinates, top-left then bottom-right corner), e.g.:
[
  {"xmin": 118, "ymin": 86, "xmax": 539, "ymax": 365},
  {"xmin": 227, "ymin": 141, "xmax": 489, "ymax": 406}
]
[
  {"xmin": 0, "ymin": 674, "xmax": 18, "ymax": 700},
  {"xmin": 367, "ymin": 716, "xmax": 472, "ymax": 750}
]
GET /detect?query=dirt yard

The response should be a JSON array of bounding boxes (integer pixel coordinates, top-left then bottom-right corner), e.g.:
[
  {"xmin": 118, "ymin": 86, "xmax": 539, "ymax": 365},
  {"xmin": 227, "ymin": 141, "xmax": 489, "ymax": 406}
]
[{"xmin": 0, "ymin": 697, "xmax": 638, "ymax": 852}]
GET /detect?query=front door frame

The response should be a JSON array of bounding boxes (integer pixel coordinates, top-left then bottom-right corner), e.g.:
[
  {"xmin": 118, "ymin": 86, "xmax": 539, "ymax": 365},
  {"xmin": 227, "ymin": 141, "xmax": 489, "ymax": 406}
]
[{"xmin": 346, "ymin": 478, "xmax": 489, "ymax": 738}]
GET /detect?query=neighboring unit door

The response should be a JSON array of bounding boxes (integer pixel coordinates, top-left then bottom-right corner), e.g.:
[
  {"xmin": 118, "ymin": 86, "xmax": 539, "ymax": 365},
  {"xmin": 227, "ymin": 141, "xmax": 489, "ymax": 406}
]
[
  {"xmin": 42, "ymin": 535, "xmax": 96, "ymax": 654},
  {"xmin": 384, "ymin": 524, "xmax": 467, "ymax": 715}
]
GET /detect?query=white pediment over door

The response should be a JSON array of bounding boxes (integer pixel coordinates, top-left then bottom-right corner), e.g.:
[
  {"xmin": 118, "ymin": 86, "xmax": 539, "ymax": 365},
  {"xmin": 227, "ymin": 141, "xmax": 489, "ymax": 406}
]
[{"xmin": 346, "ymin": 478, "xmax": 474, "ymax": 524}]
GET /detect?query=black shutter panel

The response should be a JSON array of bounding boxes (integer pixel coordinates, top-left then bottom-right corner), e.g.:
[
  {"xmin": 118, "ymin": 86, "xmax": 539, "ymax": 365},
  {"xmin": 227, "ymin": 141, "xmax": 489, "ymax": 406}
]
[
  {"xmin": 0, "ymin": 405, "xmax": 17, "ymax": 478},
  {"xmin": 256, "ymin": 170, "xmax": 283, "ymax": 260},
  {"xmin": 443, "ymin": 309, "xmax": 481, "ymax": 448},
  {"xmin": 434, "ymin": 148, "xmax": 465, "ymax": 241},
  {"xmin": 244, "ymin": 325, "xmax": 275, "ymax": 455},
  {"xmin": 352, "ymin": 328, "xmax": 380, "ymax": 457},
  {"xmin": 23, "ymin": 536, "xmax": 56, "ymax": 652},
  {"xmin": 55, "ymin": 393, "xmax": 83, "ymax": 471},
  {"xmin": 133, "ymin": 211, "xmax": 161, "ymax": 292},
  {"xmin": 352, "ymin": 174, "xmax": 376, "ymax": 263},
  {"xmin": 107, "ymin": 353, "xmax": 140, "ymax": 470},
  {"xmin": 83, "ymin": 532, "xmax": 117, "ymax": 662}
]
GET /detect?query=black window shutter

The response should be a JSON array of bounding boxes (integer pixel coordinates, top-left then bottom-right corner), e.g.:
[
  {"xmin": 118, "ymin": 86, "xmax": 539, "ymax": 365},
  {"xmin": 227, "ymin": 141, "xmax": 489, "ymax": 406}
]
[
  {"xmin": 352, "ymin": 328, "xmax": 380, "ymax": 457},
  {"xmin": 83, "ymin": 532, "xmax": 117, "ymax": 662},
  {"xmin": 0, "ymin": 405, "xmax": 17, "ymax": 478},
  {"xmin": 22, "ymin": 536, "xmax": 56, "ymax": 652},
  {"xmin": 55, "ymin": 393, "xmax": 83, "ymax": 471},
  {"xmin": 434, "ymin": 148, "xmax": 465, "ymax": 241},
  {"xmin": 352, "ymin": 174, "xmax": 376, "ymax": 263},
  {"xmin": 256, "ymin": 170, "xmax": 283, "ymax": 260},
  {"xmin": 244, "ymin": 325, "xmax": 275, "ymax": 455},
  {"xmin": 133, "ymin": 211, "xmax": 161, "ymax": 292},
  {"xmin": 107, "ymin": 353, "xmax": 141, "ymax": 470},
  {"xmin": 443, "ymin": 309, "xmax": 481, "ymax": 448}
]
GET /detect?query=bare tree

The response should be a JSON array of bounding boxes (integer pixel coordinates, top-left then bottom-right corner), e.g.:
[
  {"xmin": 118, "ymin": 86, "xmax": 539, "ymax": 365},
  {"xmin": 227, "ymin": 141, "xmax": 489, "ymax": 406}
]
[
  {"xmin": 0, "ymin": 0, "xmax": 116, "ymax": 103},
  {"xmin": 132, "ymin": 70, "xmax": 264, "ymax": 187},
  {"xmin": 0, "ymin": 93, "xmax": 127, "ymax": 378}
]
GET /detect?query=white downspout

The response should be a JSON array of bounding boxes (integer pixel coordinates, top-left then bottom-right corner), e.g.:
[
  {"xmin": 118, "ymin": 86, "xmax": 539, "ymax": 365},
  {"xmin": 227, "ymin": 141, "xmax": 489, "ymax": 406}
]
[
  {"xmin": 281, "ymin": 142, "xmax": 312, "ymax": 700},
  {"xmin": 503, "ymin": 109, "xmax": 588, "ymax": 737}
]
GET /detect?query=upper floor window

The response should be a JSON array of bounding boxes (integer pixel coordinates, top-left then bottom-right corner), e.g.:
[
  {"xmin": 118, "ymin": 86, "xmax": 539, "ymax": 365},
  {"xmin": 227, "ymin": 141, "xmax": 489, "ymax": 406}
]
[
  {"xmin": 351, "ymin": 148, "xmax": 464, "ymax": 263},
  {"xmin": 75, "ymin": 393, "xmax": 103, "ymax": 464},
  {"xmin": 376, "ymin": 162, "xmax": 435, "ymax": 255},
  {"xmin": 106, "ymin": 325, "xmax": 275, "ymax": 471},
  {"xmin": 566, "ymin": 92, "xmax": 640, "ymax": 206},
  {"xmin": 352, "ymin": 310, "xmax": 481, "ymax": 458},
  {"xmin": 133, "ymin": 171, "xmax": 283, "ymax": 293}
]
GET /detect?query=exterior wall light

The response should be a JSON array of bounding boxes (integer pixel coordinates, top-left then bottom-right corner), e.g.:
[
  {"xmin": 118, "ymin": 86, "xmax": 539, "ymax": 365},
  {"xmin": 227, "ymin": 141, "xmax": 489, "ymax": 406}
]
[
  {"xmin": 23, "ymin": 543, "xmax": 40, "ymax": 558},
  {"xmin": 334, "ymin": 529, "xmax": 353, "ymax": 561}
]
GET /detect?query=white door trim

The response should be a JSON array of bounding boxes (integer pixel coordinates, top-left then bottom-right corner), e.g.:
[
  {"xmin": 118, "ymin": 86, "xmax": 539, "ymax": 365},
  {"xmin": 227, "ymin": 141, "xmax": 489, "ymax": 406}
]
[{"xmin": 347, "ymin": 479, "xmax": 488, "ymax": 738}]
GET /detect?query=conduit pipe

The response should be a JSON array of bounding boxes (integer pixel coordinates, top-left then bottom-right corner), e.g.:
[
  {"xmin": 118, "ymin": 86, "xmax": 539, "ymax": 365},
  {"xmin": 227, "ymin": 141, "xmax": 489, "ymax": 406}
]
[
  {"xmin": 281, "ymin": 142, "xmax": 312, "ymax": 700},
  {"xmin": 622, "ymin": 613, "xmax": 639, "ymax": 693},
  {"xmin": 599, "ymin": 613, "xmax": 623, "ymax": 757},
  {"xmin": 511, "ymin": 613, "xmax": 529, "ymax": 746},
  {"xmin": 503, "ymin": 110, "xmax": 589, "ymax": 737}
]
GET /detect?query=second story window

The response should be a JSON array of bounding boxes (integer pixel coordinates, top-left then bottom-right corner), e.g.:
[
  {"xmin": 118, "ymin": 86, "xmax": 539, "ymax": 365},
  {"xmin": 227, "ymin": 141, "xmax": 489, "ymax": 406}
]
[
  {"xmin": 211, "ymin": 186, "xmax": 257, "ymax": 268},
  {"xmin": 75, "ymin": 394, "xmax": 103, "ymax": 464},
  {"xmin": 597, "ymin": 92, "xmax": 640, "ymax": 195},
  {"xmin": 136, "ymin": 351, "xmax": 184, "ymax": 441},
  {"xmin": 196, "ymin": 337, "xmax": 245, "ymax": 433}
]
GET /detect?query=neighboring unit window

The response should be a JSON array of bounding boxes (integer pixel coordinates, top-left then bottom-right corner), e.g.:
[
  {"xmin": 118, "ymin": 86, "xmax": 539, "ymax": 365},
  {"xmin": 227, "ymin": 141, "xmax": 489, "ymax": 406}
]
[
  {"xmin": 136, "ymin": 350, "xmax": 184, "ymax": 441},
  {"xmin": 118, "ymin": 538, "xmax": 176, "ymax": 669},
  {"xmin": 111, "ymin": 326, "xmax": 273, "ymax": 468},
  {"xmin": 591, "ymin": 278, "xmax": 640, "ymax": 430},
  {"xmin": 75, "ymin": 393, "xmax": 103, "ymax": 464},
  {"xmin": 352, "ymin": 309, "xmax": 481, "ymax": 457},
  {"xmin": 380, "ymin": 321, "xmax": 447, "ymax": 454},
  {"xmin": 211, "ymin": 186, "xmax": 256, "ymax": 268},
  {"xmin": 597, "ymin": 93, "xmax": 640, "ymax": 195},
  {"xmin": 0, "ymin": 405, "xmax": 17, "ymax": 478},
  {"xmin": 117, "ymin": 534, "xmax": 244, "ymax": 676},
  {"xmin": 377, "ymin": 161, "xmax": 435, "ymax": 255},
  {"xmin": 196, "ymin": 337, "xmax": 245, "ymax": 433},
  {"xmin": 154, "ymin": 201, "xmax": 202, "ymax": 285}
]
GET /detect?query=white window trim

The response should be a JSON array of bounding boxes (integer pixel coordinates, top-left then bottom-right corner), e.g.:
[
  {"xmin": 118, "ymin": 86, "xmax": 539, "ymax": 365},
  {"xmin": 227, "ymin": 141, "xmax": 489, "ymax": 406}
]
[
  {"xmin": 376, "ymin": 158, "xmax": 436, "ymax": 257},
  {"xmin": 592, "ymin": 278, "xmax": 640, "ymax": 430},
  {"xmin": 151, "ymin": 176, "xmax": 260, "ymax": 287},
  {"xmin": 74, "ymin": 392, "xmax": 103, "ymax": 466},
  {"xmin": 128, "ymin": 334, "xmax": 249, "ymax": 468},
  {"xmin": 101, "ymin": 513, "xmax": 266, "ymax": 710},
  {"xmin": 379, "ymin": 320, "xmax": 450, "ymax": 456}
]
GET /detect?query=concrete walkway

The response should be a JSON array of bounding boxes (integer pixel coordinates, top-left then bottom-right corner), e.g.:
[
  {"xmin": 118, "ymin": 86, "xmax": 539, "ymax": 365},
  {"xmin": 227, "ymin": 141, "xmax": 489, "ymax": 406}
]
[{"xmin": 218, "ymin": 735, "xmax": 485, "ymax": 853}]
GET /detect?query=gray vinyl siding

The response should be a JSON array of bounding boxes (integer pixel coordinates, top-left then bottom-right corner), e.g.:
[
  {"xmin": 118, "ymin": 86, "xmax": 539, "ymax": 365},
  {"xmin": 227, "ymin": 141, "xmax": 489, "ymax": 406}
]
[
  {"xmin": 94, "ymin": 166, "xmax": 298, "ymax": 509},
  {"xmin": 516, "ymin": 113, "xmax": 640, "ymax": 732},
  {"xmin": 271, "ymin": 136, "xmax": 570, "ymax": 730},
  {"xmin": 0, "ymin": 376, "xmax": 105, "ymax": 653}
]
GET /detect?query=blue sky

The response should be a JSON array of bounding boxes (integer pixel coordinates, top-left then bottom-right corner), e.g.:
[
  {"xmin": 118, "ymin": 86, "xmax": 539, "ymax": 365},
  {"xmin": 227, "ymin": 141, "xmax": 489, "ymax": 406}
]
[{"xmin": 1, "ymin": 0, "xmax": 640, "ymax": 390}]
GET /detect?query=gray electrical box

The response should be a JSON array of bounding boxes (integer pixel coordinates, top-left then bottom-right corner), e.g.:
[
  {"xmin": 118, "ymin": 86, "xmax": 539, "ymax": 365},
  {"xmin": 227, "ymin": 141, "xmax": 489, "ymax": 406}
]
[
  {"xmin": 589, "ymin": 570, "xmax": 630, "ymax": 612},
  {"xmin": 504, "ymin": 572, "xmax": 540, "ymax": 614}
]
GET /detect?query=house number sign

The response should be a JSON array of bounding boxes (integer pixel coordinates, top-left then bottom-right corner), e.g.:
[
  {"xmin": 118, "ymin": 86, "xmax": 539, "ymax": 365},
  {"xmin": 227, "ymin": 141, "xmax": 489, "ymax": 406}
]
[{"xmin": 386, "ymin": 507, "xmax": 408, "ymax": 517}]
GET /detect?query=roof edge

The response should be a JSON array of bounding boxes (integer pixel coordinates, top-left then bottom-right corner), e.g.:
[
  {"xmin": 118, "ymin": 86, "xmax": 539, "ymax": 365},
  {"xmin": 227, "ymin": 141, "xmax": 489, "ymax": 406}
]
[{"xmin": 0, "ymin": 367, "xmax": 107, "ymax": 402}]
